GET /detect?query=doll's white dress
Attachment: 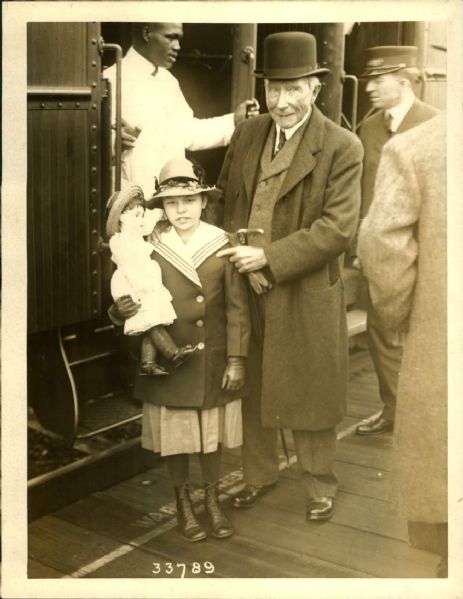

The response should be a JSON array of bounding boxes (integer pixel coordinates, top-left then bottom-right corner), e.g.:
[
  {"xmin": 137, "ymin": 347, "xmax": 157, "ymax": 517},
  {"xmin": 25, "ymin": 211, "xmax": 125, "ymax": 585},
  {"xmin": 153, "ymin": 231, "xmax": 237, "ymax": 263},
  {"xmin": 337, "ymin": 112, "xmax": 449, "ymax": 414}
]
[{"xmin": 109, "ymin": 232, "xmax": 176, "ymax": 335}]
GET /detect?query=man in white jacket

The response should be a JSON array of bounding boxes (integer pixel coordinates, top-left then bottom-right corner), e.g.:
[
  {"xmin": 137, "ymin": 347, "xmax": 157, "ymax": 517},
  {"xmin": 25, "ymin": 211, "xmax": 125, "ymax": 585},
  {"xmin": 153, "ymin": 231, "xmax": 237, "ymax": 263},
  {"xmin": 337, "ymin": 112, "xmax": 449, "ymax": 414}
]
[{"xmin": 105, "ymin": 23, "xmax": 259, "ymax": 197}]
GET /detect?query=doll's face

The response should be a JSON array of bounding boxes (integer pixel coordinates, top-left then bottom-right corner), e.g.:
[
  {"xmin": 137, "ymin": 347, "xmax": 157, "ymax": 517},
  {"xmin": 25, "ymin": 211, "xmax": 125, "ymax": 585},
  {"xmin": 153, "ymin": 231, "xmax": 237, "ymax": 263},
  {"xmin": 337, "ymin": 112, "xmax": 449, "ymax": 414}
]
[
  {"xmin": 119, "ymin": 203, "xmax": 145, "ymax": 234},
  {"xmin": 162, "ymin": 193, "xmax": 206, "ymax": 236}
]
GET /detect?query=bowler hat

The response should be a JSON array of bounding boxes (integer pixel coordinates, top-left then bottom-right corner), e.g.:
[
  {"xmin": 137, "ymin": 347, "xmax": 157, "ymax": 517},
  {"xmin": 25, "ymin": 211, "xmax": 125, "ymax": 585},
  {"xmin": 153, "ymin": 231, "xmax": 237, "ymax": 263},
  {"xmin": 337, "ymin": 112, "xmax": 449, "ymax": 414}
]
[
  {"xmin": 254, "ymin": 32, "xmax": 330, "ymax": 80},
  {"xmin": 106, "ymin": 184, "xmax": 144, "ymax": 238},
  {"xmin": 360, "ymin": 46, "xmax": 419, "ymax": 78},
  {"xmin": 148, "ymin": 158, "xmax": 220, "ymax": 209}
]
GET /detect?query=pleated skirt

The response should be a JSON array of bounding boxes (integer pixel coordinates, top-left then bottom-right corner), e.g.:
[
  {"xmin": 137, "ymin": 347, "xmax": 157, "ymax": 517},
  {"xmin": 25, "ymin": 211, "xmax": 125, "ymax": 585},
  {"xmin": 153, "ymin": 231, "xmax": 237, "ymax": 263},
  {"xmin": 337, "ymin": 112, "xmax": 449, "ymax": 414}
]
[{"xmin": 141, "ymin": 399, "xmax": 242, "ymax": 456}]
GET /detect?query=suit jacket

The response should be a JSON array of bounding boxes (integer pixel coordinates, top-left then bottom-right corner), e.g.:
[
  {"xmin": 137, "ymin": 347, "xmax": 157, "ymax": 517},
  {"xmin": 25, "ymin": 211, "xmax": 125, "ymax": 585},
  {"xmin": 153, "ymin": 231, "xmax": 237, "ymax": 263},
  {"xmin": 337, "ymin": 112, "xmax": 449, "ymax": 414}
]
[
  {"xmin": 216, "ymin": 107, "xmax": 363, "ymax": 430},
  {"xmin": 358, "ymin": 115, "xmax": 447, "ymax": 522},
  {"xmin": 359, "ymin": 98, "xmax": 439, "ymax": 219}
]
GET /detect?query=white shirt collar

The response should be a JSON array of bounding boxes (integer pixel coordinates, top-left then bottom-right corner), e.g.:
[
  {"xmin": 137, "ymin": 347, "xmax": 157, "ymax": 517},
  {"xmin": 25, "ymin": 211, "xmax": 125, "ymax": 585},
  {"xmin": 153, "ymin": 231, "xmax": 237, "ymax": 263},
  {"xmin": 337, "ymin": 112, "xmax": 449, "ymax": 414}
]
[
  {"xmin": 275, "ymin": 107, "xmax": 312, "ymax": 150},
  {"xmin": 386, "ymin": 93, "xmax": 415, "ymax": 132},
  {"xmin": 124, "ymin": 46, "xmax": 160, "ymax": 78}
]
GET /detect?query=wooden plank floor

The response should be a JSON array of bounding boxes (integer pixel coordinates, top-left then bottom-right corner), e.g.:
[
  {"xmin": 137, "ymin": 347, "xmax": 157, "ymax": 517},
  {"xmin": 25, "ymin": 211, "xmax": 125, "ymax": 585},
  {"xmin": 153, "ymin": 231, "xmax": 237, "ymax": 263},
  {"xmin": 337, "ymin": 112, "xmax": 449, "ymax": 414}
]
[{"xmin": 28, "ymin": 351, "xmax": 441, "ymax": 579}]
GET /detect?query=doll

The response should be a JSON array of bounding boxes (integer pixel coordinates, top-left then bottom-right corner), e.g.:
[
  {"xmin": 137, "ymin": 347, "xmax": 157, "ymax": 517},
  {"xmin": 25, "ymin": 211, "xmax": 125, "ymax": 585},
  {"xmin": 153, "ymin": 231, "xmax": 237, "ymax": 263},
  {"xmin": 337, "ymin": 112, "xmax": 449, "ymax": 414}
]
[{"xmin": 106, "ymin": 184, "xmax": 196, "ymax": 375}]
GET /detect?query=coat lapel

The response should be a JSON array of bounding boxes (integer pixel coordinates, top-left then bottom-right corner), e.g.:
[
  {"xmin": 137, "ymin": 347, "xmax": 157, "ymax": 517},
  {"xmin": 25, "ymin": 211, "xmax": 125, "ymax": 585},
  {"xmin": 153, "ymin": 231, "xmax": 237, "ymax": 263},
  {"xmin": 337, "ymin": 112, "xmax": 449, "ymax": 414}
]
[
  {"xmin": 277, "ymin": 106, "xmax": 324, "ymax": 200},
  {"xmin": 396, "ymin": 99, "xmax": 426, "ymax": 133}
]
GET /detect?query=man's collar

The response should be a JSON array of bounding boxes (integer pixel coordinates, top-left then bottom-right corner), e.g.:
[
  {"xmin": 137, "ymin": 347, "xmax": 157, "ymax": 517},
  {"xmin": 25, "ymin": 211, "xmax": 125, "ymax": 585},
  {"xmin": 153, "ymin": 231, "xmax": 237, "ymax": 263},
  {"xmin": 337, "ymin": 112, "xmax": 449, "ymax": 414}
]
[
  {"xmin": 276, "ymin": 107, "xmax": 312, "ymax": 141},
  {"xmin": 125, "ymin": 46, "xmax": 159, "ymax": 77},
  {"xmin": 386, "ymin": 93, "xmax": 415, "ymax": 129}
]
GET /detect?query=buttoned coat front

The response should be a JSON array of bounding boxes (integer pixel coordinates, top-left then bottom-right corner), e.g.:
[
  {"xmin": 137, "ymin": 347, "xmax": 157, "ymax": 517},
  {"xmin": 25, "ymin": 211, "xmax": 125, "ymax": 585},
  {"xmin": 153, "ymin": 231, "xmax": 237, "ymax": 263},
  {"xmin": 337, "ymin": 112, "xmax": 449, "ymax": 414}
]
[
  {"xmin": 216, "ymin": 107, "xmax": 363, "ymax": 430},
  {"xmin": 134, "ymin": 237, "xmax": 250, "ymax": 410}
]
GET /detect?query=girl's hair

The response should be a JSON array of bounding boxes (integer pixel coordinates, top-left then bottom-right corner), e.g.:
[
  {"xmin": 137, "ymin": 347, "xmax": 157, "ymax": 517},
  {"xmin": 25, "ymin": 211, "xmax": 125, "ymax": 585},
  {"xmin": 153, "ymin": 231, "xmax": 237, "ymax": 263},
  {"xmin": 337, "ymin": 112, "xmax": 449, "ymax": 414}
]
[{"xmin": 122, "ymin": 198, "xmax": 144, "ymax": 213}]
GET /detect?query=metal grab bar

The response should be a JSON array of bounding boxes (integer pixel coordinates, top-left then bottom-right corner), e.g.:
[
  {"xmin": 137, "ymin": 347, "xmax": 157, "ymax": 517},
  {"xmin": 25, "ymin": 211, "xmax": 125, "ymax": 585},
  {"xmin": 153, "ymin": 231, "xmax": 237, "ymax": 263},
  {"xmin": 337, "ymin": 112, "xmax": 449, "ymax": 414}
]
[
  {"xmin": 100, "ymin": 41, "xmax": 123, "ymax": 191},
  {"xmin": 341, "ymin": 73, "xmax": 359, "ymax": 132}
]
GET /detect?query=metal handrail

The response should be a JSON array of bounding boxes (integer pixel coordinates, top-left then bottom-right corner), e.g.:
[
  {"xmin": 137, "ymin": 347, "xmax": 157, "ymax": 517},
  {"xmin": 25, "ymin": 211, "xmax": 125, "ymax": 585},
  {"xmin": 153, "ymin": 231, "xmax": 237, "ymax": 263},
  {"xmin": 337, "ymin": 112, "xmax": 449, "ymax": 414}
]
[
  {"xmin": 100, "ymin": 41, "xmax": 123, "ymax": 191},
  {"xmin": 342, "ymin": 74, "xmax": 359, "ymax": 132}
]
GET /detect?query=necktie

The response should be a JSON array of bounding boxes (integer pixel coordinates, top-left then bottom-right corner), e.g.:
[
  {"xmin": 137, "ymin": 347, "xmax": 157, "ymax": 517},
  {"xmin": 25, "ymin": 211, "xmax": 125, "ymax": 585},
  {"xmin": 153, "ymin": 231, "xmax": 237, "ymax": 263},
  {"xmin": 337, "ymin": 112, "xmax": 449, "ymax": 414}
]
[
  {"xmin": 384, "ymin": 111, "xmax": 394, "ymax": 133},
  {"xmin": 273, "ymin": 128, "xmax": 286, "ymax": 158}
]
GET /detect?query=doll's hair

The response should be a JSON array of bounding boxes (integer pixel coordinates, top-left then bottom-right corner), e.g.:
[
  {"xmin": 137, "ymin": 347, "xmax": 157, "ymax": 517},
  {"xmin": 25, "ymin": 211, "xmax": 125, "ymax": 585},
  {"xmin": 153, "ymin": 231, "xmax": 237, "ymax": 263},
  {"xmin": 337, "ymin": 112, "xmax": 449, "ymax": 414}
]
[{"xmin": 121, "ymin": 197, "xmax": 144, "ymax": 214}]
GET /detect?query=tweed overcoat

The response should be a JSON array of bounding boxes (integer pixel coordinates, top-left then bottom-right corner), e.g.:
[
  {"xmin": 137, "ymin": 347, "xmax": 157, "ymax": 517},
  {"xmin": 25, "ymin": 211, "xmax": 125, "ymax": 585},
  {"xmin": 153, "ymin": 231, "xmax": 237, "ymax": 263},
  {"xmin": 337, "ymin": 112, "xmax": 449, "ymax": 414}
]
[
  {"xmin": 216, "ymin": 107, "xmax": 363, "ymax": 430},
  {"xmin": 134, "ymin": 226, "xmax": 251, "ymax": 410},
  {"xmin": 358, "ymin": 115, "xmax": 447, "ymax": 522},
  {"xmin": 359, "ymin": 98, "xmax": 439, "ymax": 219}
]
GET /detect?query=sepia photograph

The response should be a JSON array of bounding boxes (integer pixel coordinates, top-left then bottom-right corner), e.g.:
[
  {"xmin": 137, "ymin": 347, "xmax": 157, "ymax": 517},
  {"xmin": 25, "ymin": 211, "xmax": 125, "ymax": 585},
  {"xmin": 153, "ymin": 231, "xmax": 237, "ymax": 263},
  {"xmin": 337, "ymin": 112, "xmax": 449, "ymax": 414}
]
[{"xmin": 2, "ymin": 1, "xmax": 463, "ymax": 598}]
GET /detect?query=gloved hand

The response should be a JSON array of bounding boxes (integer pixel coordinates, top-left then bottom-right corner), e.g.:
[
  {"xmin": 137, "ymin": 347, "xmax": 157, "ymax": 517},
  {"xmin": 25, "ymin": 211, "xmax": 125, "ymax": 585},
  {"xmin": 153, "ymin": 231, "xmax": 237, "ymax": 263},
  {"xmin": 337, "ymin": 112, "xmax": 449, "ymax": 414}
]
[
  {"xmin": 248, "ymin": 271, "xmax": 272, "ymax": 294},
  {"xmin": 221, "ymin": 356, "xmax": 246, "ymax": 391},
  {"xmin": 115, "ymin": 295, "xmax": 140, "ymax": 320}
]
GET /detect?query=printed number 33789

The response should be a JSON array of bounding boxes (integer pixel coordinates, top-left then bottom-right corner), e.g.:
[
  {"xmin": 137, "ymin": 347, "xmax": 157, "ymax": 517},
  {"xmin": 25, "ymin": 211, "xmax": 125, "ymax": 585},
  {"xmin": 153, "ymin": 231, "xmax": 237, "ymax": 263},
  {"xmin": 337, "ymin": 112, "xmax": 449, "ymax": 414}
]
[{"xmin": 152, "ymin": 561, "xmax": 215, "ymax": 577}]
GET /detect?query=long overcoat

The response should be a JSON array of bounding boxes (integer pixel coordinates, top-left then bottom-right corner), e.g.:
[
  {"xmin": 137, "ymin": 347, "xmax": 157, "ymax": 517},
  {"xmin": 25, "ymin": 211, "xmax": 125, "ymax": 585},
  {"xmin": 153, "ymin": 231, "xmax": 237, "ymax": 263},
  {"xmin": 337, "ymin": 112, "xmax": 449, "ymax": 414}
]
[
  {"xmin": 358, "ymin": 115, "xmax": 447, "ymax": 522},
  {"xmin": 133, "ymin": 225, "xmax": 250, "ymax": 410},
  {"xmin": 216, "ymin": 107, "xmax": 363, "ymax": 430}
]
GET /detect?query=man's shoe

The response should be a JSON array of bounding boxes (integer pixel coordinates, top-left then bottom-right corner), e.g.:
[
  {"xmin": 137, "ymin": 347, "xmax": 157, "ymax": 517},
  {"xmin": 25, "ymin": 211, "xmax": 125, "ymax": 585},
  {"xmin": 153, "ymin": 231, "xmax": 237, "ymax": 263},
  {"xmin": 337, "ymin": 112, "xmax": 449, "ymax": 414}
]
[
  {"xmin": 356, "ymin": 415, "xmax": 394, "ymax": 436},
  {"xmin": 306, "ymin": 496, "xmax": 334, "ymax": 521},
  {"xmin": 231, "ymin": 482, "xmax": 277, "ymax": 509}
]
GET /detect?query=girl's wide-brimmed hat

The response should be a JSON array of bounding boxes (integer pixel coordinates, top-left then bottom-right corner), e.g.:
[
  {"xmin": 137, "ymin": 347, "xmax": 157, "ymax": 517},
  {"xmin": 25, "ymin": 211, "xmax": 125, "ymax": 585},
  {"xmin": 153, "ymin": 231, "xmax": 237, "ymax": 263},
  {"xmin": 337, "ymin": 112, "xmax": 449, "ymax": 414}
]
[
  {"xmin": 148, "ymin": 158, "xmax": 221, "ymax": 209},
  {"xmin": 105, "ymin": 183, "xmax": 144, "ymax": 238},
  {"xmin": 254, "ymin": 31, "xmax": 330, "ymax": 80}
]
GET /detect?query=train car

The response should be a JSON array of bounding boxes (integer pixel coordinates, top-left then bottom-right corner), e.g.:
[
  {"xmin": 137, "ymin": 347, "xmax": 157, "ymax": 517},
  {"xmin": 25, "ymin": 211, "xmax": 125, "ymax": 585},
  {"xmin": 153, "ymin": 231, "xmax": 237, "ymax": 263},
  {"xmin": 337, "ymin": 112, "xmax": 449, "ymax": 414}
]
[{"xmin": 27, "ymin": 20, "xmax": 446, "ymax": 449}]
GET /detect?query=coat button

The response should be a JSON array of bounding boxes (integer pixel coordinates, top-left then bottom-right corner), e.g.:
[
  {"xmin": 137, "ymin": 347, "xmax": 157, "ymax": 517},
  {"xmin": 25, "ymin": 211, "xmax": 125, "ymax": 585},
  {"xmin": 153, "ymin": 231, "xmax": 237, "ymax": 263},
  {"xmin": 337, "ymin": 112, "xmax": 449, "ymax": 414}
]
[
  {"xmin": 197, "ymin": 342, "xmax": 205, "ymax": 350},
  {"xmin": 196, "ymin": 320, "xmax": 204, "ymax": 327},
  {"xmin": 196, "ymin": 295, "xmax": 204, "ymax": 303},
  {"xmin": 260, "ymin": 181, "xmax": 267, "ymax": 187}
]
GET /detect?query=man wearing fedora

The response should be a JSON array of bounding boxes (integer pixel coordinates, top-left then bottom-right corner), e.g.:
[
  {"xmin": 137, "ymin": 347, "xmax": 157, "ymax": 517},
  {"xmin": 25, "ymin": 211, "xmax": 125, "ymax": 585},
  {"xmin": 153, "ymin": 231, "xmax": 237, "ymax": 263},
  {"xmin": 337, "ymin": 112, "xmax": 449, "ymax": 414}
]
[
  {"xmin": 355, "ymin": 46, "xmax": 439, "ymax": 437},
  {"xmin": 215, "ymin": 32, "xmax": 363, "ymax": 521}
]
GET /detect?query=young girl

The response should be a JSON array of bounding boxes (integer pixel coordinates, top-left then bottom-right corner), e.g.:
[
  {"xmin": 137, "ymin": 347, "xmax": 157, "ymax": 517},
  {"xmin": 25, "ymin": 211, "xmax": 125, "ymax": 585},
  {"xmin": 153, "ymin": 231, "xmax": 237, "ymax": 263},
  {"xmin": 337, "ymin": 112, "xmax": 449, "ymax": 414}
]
[
  {"xmin": 114, "ymin": 159, "xmax": 250, "ymax": 542},
  {"xmin": 106, "ymin": 185, "xmax": 197, "ymax": 376}
]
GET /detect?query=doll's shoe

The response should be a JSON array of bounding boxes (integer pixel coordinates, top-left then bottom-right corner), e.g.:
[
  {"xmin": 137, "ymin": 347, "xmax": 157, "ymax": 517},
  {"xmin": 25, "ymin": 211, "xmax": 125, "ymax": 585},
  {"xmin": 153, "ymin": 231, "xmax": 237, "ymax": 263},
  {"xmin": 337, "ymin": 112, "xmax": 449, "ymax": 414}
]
[
  {"xmin": 139, "ymin": 362, "xmax": 169, "ymax": 376},
  {"xmin": 171, "ymin": 345, "xmax": 198, "ymax": 368}
]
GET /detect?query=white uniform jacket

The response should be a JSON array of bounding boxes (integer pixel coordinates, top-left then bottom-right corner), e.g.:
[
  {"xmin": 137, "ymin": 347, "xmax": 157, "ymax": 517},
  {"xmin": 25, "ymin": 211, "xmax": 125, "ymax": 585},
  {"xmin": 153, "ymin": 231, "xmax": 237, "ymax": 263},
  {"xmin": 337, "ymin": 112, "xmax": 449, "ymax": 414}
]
[{"xmin": 104, "ymin": 48, "xmax": 235, "ymax": 196}]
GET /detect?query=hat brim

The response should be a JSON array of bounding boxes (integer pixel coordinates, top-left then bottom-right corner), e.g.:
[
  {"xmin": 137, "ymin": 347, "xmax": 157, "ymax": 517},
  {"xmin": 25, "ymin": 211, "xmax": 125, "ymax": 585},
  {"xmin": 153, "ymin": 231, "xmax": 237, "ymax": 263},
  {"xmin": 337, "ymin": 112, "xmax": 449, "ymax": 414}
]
[
  {"xmin": 254, "ymin": 67, "xmax": 330, "ymax": 79},
  {"xmin": 359, "ymin": 65, "xmax": 409, "ymax": 79},
  {"xmin": 147, "ymin": 186, "xmax": 221, "ymax": 209}
]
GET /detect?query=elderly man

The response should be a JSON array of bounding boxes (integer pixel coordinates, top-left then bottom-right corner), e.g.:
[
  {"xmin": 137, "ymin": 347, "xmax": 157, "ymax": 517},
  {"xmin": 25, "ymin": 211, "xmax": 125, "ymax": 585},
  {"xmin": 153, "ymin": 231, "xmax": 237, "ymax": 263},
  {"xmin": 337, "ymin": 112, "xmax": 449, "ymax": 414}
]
[
  {"xmin": 358, "ymin": 114, "xmax": 447, "ymax": 576},
  {"xmin": 216, "ymin": 32, "xmax": 363, "ymax": 521},
  {"xmin": 105, "ymin": 23, "xmax": 259, "ymax": 197},
  {"xmin": 355, "ymin": 46, "xmax": 439, "ymax": 436}
]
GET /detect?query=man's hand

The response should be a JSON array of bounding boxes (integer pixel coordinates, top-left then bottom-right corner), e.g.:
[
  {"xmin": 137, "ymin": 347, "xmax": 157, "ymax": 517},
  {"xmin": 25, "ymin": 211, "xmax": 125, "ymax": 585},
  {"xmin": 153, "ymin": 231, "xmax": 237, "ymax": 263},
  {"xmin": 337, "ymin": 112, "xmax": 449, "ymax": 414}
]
[
  {"xmin": 233, "ymin": 98, "xmax": 260, "ymax": 125},
  {"xmin": 221, "ymin": 356, "xmax": 246, "ymax": 391},
  {"xmin": 115, "ymin": 295, "xmax": 140, "ymax": 319},
  {"xmin": 216, "ymin": 245, "xmax": 268, "ymax": 273},
  {"xmin": 113, "ymin": 118, "xmax": 141, "ymax": 150}
]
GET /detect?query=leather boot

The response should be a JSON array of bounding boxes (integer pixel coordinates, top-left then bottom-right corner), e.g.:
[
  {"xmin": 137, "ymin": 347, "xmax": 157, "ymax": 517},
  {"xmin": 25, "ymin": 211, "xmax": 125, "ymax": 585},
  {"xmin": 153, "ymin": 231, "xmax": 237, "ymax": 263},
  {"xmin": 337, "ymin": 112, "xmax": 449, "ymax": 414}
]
[
  {"xmin": 174, "ymin": 485, "xmax": 207, "ymax": 543},
  {"xmin": 150, "ymin": 326, "xmax": 197, "ymax": 368},
  {"xmin": 204, "ymin": 483, "xmax": 234, "ymax": 539},
  {"xmin": 140, "ymin": 334, "xmax": 169, "ymax": 376}
]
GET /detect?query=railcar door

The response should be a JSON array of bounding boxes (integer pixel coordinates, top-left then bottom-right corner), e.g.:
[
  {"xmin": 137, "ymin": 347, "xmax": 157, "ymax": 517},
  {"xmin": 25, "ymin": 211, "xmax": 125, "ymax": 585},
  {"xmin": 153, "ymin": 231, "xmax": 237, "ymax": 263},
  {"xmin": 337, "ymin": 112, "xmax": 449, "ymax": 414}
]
[{"xmin": 27, "ymin": 22, "xmax": 136, "ymax": 442}]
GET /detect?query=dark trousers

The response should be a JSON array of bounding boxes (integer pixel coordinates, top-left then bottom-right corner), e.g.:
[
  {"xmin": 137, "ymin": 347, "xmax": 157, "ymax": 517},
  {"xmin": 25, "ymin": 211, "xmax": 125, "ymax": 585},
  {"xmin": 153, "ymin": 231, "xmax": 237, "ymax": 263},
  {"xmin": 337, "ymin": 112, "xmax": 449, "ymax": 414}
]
[{"xmin": 367, "ymin": 294, "xmax": 403, "ymax": 421}]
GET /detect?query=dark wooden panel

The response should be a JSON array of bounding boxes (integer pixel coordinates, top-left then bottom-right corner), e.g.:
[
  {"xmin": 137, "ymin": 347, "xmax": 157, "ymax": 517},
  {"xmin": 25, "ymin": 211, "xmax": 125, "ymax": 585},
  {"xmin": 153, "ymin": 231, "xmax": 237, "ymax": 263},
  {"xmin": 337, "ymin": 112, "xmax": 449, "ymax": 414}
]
[
  {"xmin": 28, "ymin": 108, "xmax": 93, "ymax": 330},
  {"xmin": 28, "ymin": 23, "xmax": 88, "ymax": 87}
]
